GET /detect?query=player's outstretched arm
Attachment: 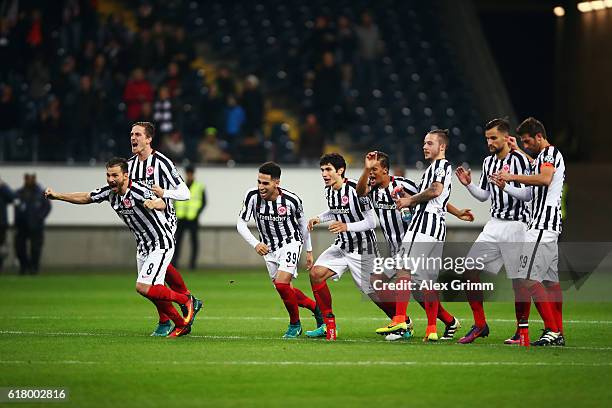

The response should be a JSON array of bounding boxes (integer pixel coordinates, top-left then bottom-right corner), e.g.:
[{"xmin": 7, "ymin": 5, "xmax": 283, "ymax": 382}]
[
  {"xmin": 447, "ymin": 203, "xmax": 474, "ymax": 222},
  {"xmin": 44, "ymin": 188, "xmax": 93, "ymax": 204},
  {"xmin": 494, "ymin": 165, "xmax": 554, "ymax": 187},
  {"xmin": 153, "ymin": 182, "xmax": 191, "ymax": 201},
  {"xmin": 456, "ymin": 167, "xmax": 489, "ymax": 202},
  {"xmin": 356, "ymin": 151, "xmax": 378, "ymax": 197},
  {"xmin": 395, "ymin": 182, "xmax": 442, "ymax": 209}
]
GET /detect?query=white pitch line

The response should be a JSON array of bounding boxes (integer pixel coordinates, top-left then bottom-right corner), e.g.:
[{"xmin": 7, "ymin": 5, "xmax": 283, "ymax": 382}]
[
  {"xmin": 1, "ymin": 330, "xmax": 612, "ymax": 352},
  {"xmin": 0, "ymin": 360, "xmax": 610, "ymax": 367},
  {"xmin": 3, "ymin": 316, "xmax": 612, "ymax": 324}
]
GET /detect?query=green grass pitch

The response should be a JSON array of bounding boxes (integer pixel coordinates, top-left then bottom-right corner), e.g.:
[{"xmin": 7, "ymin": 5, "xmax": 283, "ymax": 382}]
[{"xmin": 0, "ymin": 270, "xmax": 611, "ymax": 407}]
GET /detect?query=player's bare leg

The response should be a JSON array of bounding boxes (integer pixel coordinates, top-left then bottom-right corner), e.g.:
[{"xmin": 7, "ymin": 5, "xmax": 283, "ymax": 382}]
[{"xmin": 307, "ymin": 266, "xmax": 337, "ymax": 340}]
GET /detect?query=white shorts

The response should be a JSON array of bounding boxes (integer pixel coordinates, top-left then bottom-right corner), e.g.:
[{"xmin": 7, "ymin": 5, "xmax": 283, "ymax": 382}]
[
  {"xmin": 263, "ymin": 241, "xmax": 302, "ymax": 280},
  {"xmin": 136, "ymin": 247, "xmax": 175, "ymax": 285},
  {"xmin": 314, "ymin": 245, "xmax": 377, "ymax": 294},
  {"xmin": 465, "ymin": 218, "xmax": 527, "ymax": 278},
  {"xmin": 518, "ymin": 229, "xmax": 559, "ymax": 283},
  {"xmin": 399, "ymin": 231, "xmax": 444, "ymax": 283}
]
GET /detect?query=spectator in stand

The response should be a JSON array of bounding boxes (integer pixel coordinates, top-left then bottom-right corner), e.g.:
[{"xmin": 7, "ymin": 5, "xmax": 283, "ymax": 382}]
[
  {"xmin": 153, "ymin": 85, "xmax": 174, "ymax": 136},
  {"xmin": 14, "ymin": 173, "xmax": 51, "ymax": 275},
  {"xmin": 355, "ymin": 11, "xmax": 382, "ymax": 90},
  {"xmin": 313, "ymin": 51, "xmax": 341, "ymax": 132},
  {"xmin": 242, "ymin": 75, "xmax": 264, "ymax": 137},
  {"xmin": 336, "ymin": 15, "xmax": 357, "ymax": 90},
  {"xmin": 38, "ymin": 97, "xmax": 66, "ymax": 162},
  {"xmin": 26, "ymin": 55, "xmax": 50, "ymax": 101},
  {"xmin": 123, "ymin": 67, "xmax": 154, "ymax": 121},
  {"xmin": 299, "ymin": 113, "xmax": 325, "ymax": 165},
  {"xmin": 164, "ymin": 61, "xmax": 182, "ymax": 98},
  {"xmin": 53, "ymin": 55, "xmax": 79, "ymax": 102},
  {"xmin": 216, "ymin": 66, "xmax": 236, "ymax": 101},
  {"xmin": 308, "ymin": 15, "xmax": 336, "ymax": 65},
  {"xmin": 202, "ymin": 83, "xmax": 224, "ymax": 131},
  {"xmin": 68, "ymin": 75, "xmax": 100, "ymax": 160},
  {"xmin": 167, "ymin": 26, "xmax": 194, "ymax": 71},
  {"xmin": 0, "ymin": 178, "xmax": 15, "ymax": 272},
  {"xmin": 131, "ymin": 29, "xmax": 157, "ymax": 71},
  {"xmin": 198, "ymin": 127, "xmax": 230, "ymax": 164},
  {"xmin": 0, "ymin": 85, "xmax": 21, "ymax": 161},
  {"xmin": 161, "ymin": 129, "xmax": 186, "ymax": 163},
  {"xmin": 224, "ymin": 95, "xmax": 246, "ymax": 155}
]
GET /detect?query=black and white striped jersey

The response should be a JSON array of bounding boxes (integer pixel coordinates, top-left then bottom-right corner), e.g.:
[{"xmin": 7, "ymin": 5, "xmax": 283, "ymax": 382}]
[
  {"xmin": 90, "ymin": 181, "xmax": 174, "ymax": 255},
  {"xmin": 239, "ymin": 187, "xmax": 305, "ymax": 251},
  {"xmin": 407, "ymin": 159, "xmax": 452, "ymax": 241},
  {"xmin": 369, "ymin": 176, "xmax": 419, "ymax": 255},
  {"xmin": 127, "ymin": 151, "xmax": 183, "ymax": 231},
  {"xmin": 529, "ymin": 146, "xmax": 565, "ymax": 233},
  {"xmin": 478, "ymin": 150, "xmax": 531, "ymax": 223},
  {"xmin": 326, "ymin": 179, "xmax": 377, "ymax": 255}
]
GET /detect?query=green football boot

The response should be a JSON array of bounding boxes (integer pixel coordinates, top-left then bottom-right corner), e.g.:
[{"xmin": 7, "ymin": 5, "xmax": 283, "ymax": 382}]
[
  {"xmin": 151, "ymin": 321, "xmax": 173, "ymax": 337},
  {"xmin": 283, "ymin": 322, "xmax": 303, "ymax": 339}
]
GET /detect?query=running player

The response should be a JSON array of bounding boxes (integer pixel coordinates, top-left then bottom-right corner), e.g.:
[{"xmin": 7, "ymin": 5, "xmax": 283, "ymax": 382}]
[
  {"xmin": 44, "ymin": 158, "xmax": 198, "ymax": 337},
  {"xmin": 491, "ymin": 117, "xmax": 565, "ymax": 346},
  {"xmin": 377, "ymin": 129, "xmax": 460, "ymax": 341},
  {"xmin": 306, "ymin": 153, "xmax": 378, "ymax": 340},
  {"xmin": 356, "ymin": 150, "xmax": 473, "ymax": 340},
  {"xmin": 236, "ymin": 162, "xmax": 322, "ymax": 338},
  {"xmin": 128, "ymin": 122, "xmax": 202, "ymax": 337},
  {"xmin": 455, "ymin": 118, "xmax": 531, "ymax": 344}
]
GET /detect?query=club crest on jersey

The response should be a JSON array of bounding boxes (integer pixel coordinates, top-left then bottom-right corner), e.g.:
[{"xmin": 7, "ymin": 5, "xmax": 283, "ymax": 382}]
[
  {"xmin": 277, "ymin": 206, "xmax": 287, "ymax": 215},
  {"xmin": 146, "ymin": 166, "xmax": 154, "ymax": 176},
  {"xmin": 341, "ymin": 195, "xmax": 349, "ymax": 205},
  {"xmin": 503, "ymin": 164, "xmax": 510, "ymax": 172},
  {"xmin": 434, "ymin": 167, "xmax": 446, "ymax": 177},
  {"xmin": 123, "ymin": 198, "xmax": 133, "ymax": 208}
]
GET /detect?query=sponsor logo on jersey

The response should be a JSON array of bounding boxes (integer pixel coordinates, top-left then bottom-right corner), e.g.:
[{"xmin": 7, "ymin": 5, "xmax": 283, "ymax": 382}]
[
  {"xmin": 330, "ymin": 207, "xmax": 351, "ymax": 214},
  {"xmin": 257, "ymin": 214, "xmax": 287, "ymax": 222}
]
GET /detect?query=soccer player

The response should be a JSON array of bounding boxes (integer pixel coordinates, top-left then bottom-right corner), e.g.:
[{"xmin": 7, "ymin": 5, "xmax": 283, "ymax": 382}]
[
  {"xmin": 128, "ymin": 122, "xmax": 202, "ymax": 337},
  {"xmin": 236, "ymin": 162, "xmax": 322, "ymax": 338},
  {"xmin": 44, "ymin": 158, "xmax": 198, "ymax": 337},
  {"xmin": 377, "ymin": 129, "xmax": 460, "ymax": 341},
  {"xmin": 454, "ymin": 118, "xmax": 531, "ymax": 344},
  {"xmin": 491, "ymin": 117, "xmax": 565, "ymax": 346},
  {"xmin": 356, "ymin": 150, "xmax": 473, "ymax": 340},
  {"xmin": 306, "ymin": 153, "xmax": 379, "ymax": 341}
]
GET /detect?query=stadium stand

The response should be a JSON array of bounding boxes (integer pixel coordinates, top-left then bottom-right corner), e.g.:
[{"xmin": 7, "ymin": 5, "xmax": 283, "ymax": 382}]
[{"xmin": 0, "ymin": 0, "xmax": 487, "ymax": 165}]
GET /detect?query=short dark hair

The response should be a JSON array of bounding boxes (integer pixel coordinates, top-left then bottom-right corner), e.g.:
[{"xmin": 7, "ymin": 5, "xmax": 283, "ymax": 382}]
[
  {"xmin": 485, "ymin": 118, "xmax": 510, "ymax": 133},
  {"xmin": 320, "ymin": 153, "xmax": 347, "ymax": 177},
  {"xmin": 375, "ymin": 151, "xmax": 390, "ymax": 171},
  {"xmin": 132, "ymin": 121, "xmax": 155, "ymax": 139},
  {"xmin": 106, "ymin": 157, "xmax": 128, "ymax": 174},
  {"xmin": 428, "ymin": 128, "xmax": 449, "ymax": 147},
  {"xmin": 258, "ymin": 161, "xmax": 281, "ymax": 179},
  {"xmin": 516, "ymin": 117, "xmax": 547, "ymax": 139}
]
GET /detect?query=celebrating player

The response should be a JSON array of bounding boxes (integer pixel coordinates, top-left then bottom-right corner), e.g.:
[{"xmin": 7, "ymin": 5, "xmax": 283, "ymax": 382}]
[
  {"xmin": 491, "ymin": 117, "xmax": 565, "ymax": 346},
  {"xmin": 44, "ymin": 158, "xmax": 198, "ymax": 337},
  {"xmin": 128, "ymin": 122, "xmax": 202, "ymax": 337},
  {"xmin": 377, "ymin": 130, "xmax": 460, "ymax": 342},
  {"xmin": 455, "ymin": 118, "xmax": 531, "ymax": 344},
  {"xmin": 356, "ymin": 150, "xmax": 473, "ymax": 341},
  {"xmin": 306, "ymin": 153, "xmax": 379, "ymax": 340},
  {"xmin": 236, "ymin": 162, "xmax": 322, "ymax": 338}
]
